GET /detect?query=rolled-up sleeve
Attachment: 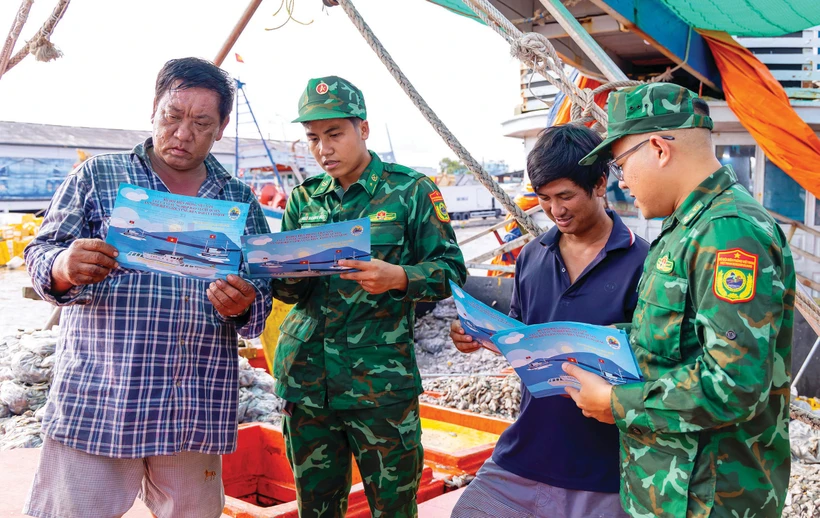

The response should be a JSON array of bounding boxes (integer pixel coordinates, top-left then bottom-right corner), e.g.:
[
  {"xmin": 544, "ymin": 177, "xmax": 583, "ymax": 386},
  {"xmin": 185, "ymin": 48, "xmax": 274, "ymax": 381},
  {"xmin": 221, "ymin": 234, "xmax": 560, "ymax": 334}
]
[{"xmin": 24, "ymin": 167, "xmax": 95, "ymax": 306}]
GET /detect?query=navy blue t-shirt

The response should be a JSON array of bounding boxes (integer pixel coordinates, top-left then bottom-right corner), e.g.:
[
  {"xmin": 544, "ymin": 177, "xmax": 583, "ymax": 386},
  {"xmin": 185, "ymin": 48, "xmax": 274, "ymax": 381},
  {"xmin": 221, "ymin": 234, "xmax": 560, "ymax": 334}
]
[{"xmin": 492, "ymin": 210, "xmax": 649, "ymax": 493}]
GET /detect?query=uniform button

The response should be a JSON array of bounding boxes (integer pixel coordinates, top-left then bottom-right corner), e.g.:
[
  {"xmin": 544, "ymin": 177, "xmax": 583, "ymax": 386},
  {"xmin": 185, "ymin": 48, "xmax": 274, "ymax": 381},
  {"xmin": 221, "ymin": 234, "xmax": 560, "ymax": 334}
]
[
  {"xmin": 629, "ymin": 426, "xmax": 642, "ymax": 436},
  {"xmin": 175, "ymin": 381, "xmax": 182, "ymax": 387},
  {"xmin": 561, "ymin": 268, "xmax": 566, "ymax": 273},
  {"xmin": 184, "ymin": 296, "xmax": 190, "ymax": 302},
  {"xmin": 726, "ymin": 330, "xmax": 737, "ymax": 340}
]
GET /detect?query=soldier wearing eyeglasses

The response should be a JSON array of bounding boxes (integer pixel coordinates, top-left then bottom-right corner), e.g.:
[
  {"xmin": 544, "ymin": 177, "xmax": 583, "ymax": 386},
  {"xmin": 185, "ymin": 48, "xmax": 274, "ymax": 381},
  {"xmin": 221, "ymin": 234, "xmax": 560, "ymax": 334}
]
[{"xmin": 564, "ymin": 83, "xmax": 795, "ymax": 518}]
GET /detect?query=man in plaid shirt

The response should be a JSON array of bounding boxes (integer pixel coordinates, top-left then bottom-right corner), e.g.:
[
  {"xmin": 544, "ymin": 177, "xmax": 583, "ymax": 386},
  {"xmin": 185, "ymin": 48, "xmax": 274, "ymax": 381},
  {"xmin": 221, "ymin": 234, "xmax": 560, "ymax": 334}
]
[{"xmin": 23, "ymin": 57, "xmax": 271, "ymax": 518}]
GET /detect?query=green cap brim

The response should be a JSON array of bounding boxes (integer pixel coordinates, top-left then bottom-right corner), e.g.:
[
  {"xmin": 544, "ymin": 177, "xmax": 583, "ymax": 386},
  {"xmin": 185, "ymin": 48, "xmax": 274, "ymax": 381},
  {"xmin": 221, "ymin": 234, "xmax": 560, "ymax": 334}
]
[
  {"xmin": 292, "ymin": 106, "xmax": 361, "ymax": 123},
  {"xmin": 578, "ymin": 134, "xmax": 619, "ymax": 166}
]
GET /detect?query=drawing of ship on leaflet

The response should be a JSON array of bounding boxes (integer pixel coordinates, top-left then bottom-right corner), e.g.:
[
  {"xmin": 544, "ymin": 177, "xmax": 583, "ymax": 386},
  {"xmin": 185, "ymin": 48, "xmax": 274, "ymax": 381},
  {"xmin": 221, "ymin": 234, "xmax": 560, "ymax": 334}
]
[
  {"xmin": 199, "ymin": 234, "xmax": 230, "ymax": 263},
  {"xmin": 122, "ymin": 222, "xmax": 146, "ymax": 241},
  {"xmin": 125, "ymin": 235, "xmax": 217, "ymax": 278},
  {"xmin": 257, "ymin": 246, "xmax": 370, "ymax": 276}
]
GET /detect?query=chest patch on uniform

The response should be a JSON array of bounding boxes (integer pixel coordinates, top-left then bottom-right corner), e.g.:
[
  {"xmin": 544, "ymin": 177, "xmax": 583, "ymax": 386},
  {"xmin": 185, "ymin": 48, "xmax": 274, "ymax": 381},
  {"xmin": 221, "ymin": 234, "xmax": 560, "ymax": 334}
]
[
  {"xmin": 656, "ymin": 255, "xmax": 674, "ymax": 273},
  {"xmin": 368, "ymin": 210, "xmax": 397, "ymax": 222},
  {"xmin": 714, "ymin": 249, "xmax": 757, "ymax": 304},
  {"xmin": 428, "ymin": 191, "xmax": 451, "ymax": 223}
]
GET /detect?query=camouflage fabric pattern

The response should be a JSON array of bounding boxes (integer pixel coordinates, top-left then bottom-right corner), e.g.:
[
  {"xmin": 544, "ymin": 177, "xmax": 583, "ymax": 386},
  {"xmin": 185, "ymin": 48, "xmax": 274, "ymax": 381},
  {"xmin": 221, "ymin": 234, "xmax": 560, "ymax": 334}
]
[
  {"xmin": 292, "ymin": 75, "xmax": 367, "ymax": 123},
  {"xmin": 282, "ymin": 399, "xmax": 423, "ymax": 517},
  {"xmin": 579, "ymin": 83, "xmax": 714, "ymax": 165},
  {"xmin": 611, "ymin": 166, "xmax": 795, "ymax": 517},
  {"xmin": 271, "ymin": 151, "xmax": 467, "ymax": 410}
]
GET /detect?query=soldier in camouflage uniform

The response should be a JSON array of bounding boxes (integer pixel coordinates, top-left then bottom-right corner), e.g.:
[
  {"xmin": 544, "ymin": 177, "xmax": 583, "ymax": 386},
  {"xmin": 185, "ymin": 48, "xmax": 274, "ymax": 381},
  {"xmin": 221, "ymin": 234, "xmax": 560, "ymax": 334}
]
[
  {"xmin": 272, "ymin": 76, "xmax": 467, "ymax": 518},
  {"xmin": 564, "ymin": 83, "xmax": 795, "ymax": 518}
]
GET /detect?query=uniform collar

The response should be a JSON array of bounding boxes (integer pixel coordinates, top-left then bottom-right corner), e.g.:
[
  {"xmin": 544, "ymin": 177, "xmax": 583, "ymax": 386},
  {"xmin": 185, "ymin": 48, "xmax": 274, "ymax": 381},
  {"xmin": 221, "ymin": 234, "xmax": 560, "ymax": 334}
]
[
  {"xmin": 666, "ymin": 165, "xmax": 737, "ymax": 230},
  {"xmin": 311, "ymin": 151, "xmax": 384, "ymax": 198},
  {"xmin": 133, "ymin": 138, "xmax": 233, "ymax": 189},
  {"xmin": 539, "ymin": 209, "xmax": 635, "ymax": 252}
]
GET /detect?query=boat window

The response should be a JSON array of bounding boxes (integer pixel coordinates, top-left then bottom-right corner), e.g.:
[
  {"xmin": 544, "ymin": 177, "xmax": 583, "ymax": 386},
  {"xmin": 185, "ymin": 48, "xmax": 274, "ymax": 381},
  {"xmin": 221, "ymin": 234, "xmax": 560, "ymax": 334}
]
[
  {"xmin": 763, "ymin": 158, "xmax": 806, "ymax": 223},
  {"xmin": 715, "ymin": 145, "xmax": 754, "ymax": 193},
  {"xmin": 814, "ymin": 199, "xmax": 820, "ymax": 227}
]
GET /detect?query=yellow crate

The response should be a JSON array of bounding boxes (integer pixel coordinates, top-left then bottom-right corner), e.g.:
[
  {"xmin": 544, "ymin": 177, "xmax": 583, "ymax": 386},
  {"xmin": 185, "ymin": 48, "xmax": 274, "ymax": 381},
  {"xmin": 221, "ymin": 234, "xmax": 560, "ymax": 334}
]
[
  {"xmin": 12, "ymin": 236, "xmax": 33, "ymax": 258},
  {"xmin": 0, "ymin": 240, "xmax": 10, "ymax": 266}
]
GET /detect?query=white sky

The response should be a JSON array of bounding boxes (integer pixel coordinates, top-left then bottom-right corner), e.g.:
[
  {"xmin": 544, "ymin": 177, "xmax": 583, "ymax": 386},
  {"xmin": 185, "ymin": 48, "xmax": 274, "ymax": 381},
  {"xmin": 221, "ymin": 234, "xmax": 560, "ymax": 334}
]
[{"xmin": 0, "ymin": 0, "xmax": 527, "ymax": 170}]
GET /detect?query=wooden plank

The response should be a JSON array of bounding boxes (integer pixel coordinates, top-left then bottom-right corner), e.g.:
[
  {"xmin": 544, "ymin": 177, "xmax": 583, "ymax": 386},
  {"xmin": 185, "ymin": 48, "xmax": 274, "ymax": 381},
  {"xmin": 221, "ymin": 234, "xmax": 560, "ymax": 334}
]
[
  {"xmin": 770, "ymin": 69, "xmax": 820, "ymax": 81},
  {"xmin": 22, "ymin": 286, "xmax": 41, "ymax": 301},
  {"xmin": 590, "ymin": 0, "xmax": 721, "ymax": 90},
  {"xmin": 458, "ymin": 205, "xmax": 543, "ymax": 246},
  {"xmin": 798, "ymin": 273, "xmax": 820, "ymax": 294},
  {"xmin": 736, "ymin": 37, "xmax": 820, "ymax": 48},
  {"xmin": 522, "ymin": 84, "xmax": 560, "ymax": 99},
  {"xmin": 755, "ymin": 54, "xmax": 817, "ymax": 65},
  {"xmin": 532, "ymin": 14, "xmax": 621, "ymax": 40},
  {"xmin": 792, "ymin": 246, "xmax": 820, "ymax": 265},
  {"xmin": 468, "ymin": 234, "xmax": 535, "ymax": 264},
  {"xmin": 466, "ymin": 263, "xmax": 516, "ymax": 273},
  {"xmin": 770, "ymin": 210, "xmax": 820, "ymax": 240},
  {"xmin": 786, "ymin": 88, "xmax": 820, "ymax": 100}
]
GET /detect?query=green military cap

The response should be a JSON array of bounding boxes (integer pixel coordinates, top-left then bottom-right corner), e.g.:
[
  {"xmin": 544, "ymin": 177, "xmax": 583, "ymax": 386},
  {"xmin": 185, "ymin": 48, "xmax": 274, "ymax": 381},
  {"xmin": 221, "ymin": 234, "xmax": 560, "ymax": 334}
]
[
  {"xmin": 579, "ymin": 83, "xmax": 713, "ymax": 165},
  {"xmin": 292, "ymin": 75, "xmax": 367, "ymax": 123}
]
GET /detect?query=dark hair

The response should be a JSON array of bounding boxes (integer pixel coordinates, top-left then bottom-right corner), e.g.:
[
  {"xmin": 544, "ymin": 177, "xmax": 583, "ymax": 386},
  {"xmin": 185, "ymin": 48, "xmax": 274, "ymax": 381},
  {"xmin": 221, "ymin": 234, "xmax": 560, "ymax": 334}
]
[
  {"xmin": 527, "ymin": 123, "xmax": 607, "ymax": 194},
  {"xmin": 155, "ymin": 58, "xmax": 235, "ymax": 122},
  {"xmin": 692, "ymin": 97, "xmax": 710, "ymax": 116},
  {"xmin": 301, "ymin": 117, "xmax": 361, "ymax": 128}
]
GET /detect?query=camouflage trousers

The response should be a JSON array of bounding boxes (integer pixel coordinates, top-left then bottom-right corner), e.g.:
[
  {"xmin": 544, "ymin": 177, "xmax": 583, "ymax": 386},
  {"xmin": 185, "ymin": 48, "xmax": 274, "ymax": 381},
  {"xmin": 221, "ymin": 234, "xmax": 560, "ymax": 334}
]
[{"xmin": 282, "ymin": 398, "xmax": 423, "ymax": 518}]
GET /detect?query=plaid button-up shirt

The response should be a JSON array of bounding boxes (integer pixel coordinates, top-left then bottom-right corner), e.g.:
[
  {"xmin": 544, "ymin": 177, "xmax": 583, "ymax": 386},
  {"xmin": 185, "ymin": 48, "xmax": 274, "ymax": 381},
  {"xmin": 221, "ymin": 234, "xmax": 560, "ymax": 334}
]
[{"xmin": 25, "ymin": 139, "xmax": 272, "ymax": 458}]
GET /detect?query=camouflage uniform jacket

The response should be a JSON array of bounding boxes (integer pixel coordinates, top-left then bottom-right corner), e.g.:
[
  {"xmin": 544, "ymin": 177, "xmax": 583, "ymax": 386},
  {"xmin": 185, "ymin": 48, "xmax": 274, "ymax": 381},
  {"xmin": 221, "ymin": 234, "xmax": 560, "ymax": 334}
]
[
  {"xmin": 611, "ymin": 166, "xmax": 795, "ymax": 517},
  {"xmin": 272, "ymin": 152, "xmax": 467, "ymax": 410}
]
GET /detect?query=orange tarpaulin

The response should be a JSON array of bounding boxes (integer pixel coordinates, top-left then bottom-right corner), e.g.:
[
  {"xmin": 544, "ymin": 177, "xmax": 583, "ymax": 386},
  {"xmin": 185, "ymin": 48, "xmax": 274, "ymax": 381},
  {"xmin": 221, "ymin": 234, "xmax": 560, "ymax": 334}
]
[
  {"xmin": 553, "ymin": 75, "xmax": 610, "ymax": 126},
  {"xmin": 699, "ymin": 29, "xmax": 820, "ymax": 200}
]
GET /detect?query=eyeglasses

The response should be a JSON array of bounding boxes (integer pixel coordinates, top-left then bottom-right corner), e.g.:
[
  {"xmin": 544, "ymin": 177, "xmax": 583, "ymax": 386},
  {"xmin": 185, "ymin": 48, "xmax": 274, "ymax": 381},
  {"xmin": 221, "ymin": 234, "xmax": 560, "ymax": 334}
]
[{"xmin": 608, "ymin": 135, "xmax": 675, "ymax": 182}]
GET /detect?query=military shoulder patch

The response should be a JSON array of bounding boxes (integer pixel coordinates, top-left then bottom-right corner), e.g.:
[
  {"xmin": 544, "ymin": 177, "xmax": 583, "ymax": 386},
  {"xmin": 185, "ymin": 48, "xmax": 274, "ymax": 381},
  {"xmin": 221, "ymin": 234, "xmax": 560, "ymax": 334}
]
[
  {"xmin": 428, "ymin": 191, "xmax": 450, "ymax": 223},
  {"xmin": 713, "ymin": 248, "xmax": 757, "ymax": 304}
]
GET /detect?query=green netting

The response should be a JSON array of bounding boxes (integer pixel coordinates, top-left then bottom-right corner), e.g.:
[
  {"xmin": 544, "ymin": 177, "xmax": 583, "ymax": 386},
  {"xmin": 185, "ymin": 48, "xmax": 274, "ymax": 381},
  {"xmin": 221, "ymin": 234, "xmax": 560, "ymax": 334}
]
[
  {"xmin": 657, "ymin": 0, "xmax": 820, "ymax": 37},
  {"xmin": 424, "ymin": 0, "xmax": 485, "ymax": 24},
  {"xmin": 427, "ymin": 0, "xmax": 820, "ymax": 37}
]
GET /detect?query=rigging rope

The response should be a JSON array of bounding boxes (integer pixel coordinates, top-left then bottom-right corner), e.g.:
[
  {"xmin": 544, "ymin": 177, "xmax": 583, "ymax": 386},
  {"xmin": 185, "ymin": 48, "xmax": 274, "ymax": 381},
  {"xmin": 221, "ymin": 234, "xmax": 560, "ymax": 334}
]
[
  {"xmin": 462, "ymin": 0, "xmax": 647, "ymax": 129},
  {"xmin": 335, "ymin": 0, "xmax": 543, "ymax": 237},
  {"xmin": 0, "ymin": 0, "xmax": 33, "ymax": 80},
  {"xmin": 3, "ymin": 0, "xmax": 70, "ymax": 75}
]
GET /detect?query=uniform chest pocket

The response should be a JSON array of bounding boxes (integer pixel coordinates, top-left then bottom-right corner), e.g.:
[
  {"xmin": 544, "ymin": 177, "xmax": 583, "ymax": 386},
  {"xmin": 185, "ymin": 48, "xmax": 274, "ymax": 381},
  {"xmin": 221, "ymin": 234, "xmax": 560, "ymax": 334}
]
[
  {"xmin": 633, "ymin": 272, "xmax": 689, "ymax": 362},
  {"xmin": 371, "ymin": 222, "xmax": 405, "ymax": 263}
]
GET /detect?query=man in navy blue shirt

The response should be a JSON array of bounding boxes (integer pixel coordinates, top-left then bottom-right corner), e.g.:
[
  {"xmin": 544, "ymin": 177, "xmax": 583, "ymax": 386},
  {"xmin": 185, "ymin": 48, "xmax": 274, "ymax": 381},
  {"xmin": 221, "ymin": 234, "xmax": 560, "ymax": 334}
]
[{"xmin": 450, "ymin": 123, "xmax": 648, "ymax": 518}]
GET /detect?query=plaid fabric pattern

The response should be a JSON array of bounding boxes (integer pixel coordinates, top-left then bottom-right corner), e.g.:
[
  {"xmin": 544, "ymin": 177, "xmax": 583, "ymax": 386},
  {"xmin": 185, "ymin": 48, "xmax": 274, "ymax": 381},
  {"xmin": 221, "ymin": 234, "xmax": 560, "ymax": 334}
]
[{"xmin": 24, "ymin": 138, "xmax": 272, "ymax": 458}]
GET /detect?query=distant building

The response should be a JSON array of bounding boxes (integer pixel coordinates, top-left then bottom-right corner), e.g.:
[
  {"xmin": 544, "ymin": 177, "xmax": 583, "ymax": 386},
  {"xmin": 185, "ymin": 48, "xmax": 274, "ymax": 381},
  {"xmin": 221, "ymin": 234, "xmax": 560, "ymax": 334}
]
[{"xmin": 0, "ymin": 121, "xmax": 321, "ymax": 211}]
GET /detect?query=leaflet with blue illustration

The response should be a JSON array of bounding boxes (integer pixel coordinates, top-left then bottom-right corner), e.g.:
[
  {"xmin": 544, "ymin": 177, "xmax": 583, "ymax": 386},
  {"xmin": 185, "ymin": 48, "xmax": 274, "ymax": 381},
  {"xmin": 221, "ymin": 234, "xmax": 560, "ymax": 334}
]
[
  {"xmin": 242, "ymin": 218, "xmax": 371, "ymax": 278},
  {"xmin": 449, "ymin": 280, "xmax": 520, "ymax": 354},
  {"xmin": 105, "ymin": 183, "xmax": 249, "ymax": 279},
  {"xmin": 492, "ymin": 323, "xmax": 642, "ymax": 398},
  {"xmin": 449, "ymin": 280, "xmax": 642, "ymax": 398}
]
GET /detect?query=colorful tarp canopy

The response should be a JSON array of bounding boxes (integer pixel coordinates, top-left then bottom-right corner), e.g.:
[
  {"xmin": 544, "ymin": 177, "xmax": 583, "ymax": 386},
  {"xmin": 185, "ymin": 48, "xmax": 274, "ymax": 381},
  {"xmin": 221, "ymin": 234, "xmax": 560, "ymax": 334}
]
[
  {"xmin": 699, "ymin": 29, "xmax": 820, "ymax": 202},
  {"xmin": 427, "ymin": 0, "xmax": 820, "ymax": 37},
  {"xmin": 659, "ymin": 0, "xmax": 820, "ymax": 37}
]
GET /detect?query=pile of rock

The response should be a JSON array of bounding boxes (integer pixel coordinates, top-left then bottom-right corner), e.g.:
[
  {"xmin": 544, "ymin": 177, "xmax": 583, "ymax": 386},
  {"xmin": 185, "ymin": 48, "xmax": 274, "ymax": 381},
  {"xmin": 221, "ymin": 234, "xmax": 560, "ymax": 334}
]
[
  {"xmin": 414, "ymin": 298, "xmax": 507, "ymax": 376},
  {"xmin": 0, "ymin": 329, "xmax": 286, "ymax": 451},
  {"xmin": 0, "ymin": 329, "xmax": 56, "ymax": 450},
  {"xmin": 237, "ymin": 356, "xmax": 285, "ymax": 428},
  {"xmin": 421, "ymin": 375, "xmax": 520, "ymax": 420},
  {"xmin": 785, "ymin": 462, "xmax": 820, "ymax": 518}
]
